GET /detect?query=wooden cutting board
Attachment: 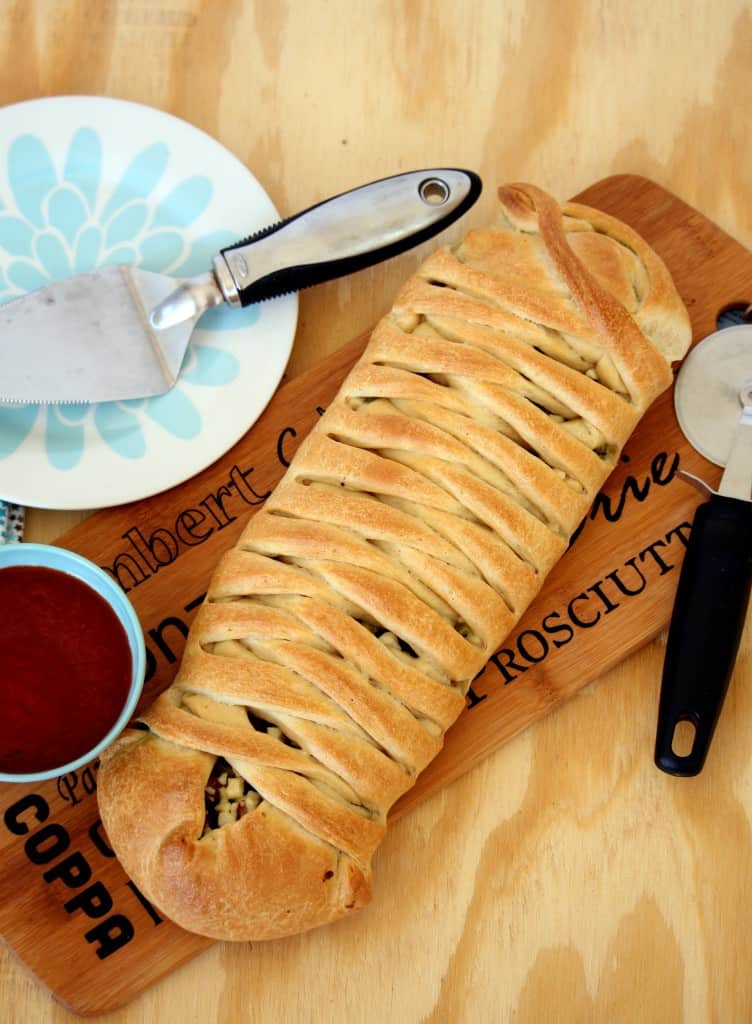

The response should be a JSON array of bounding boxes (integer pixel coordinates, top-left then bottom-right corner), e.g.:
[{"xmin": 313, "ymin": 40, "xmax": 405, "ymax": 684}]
[{"xmin": 2, "ymin": 175, "xmax": 750, "ymax": 1016}]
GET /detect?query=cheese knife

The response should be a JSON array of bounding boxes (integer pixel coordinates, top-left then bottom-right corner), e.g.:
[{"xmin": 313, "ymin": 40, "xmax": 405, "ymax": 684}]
[{"xmin": 0, "ymin": 168, "xmax": 481, "ymax": 405}]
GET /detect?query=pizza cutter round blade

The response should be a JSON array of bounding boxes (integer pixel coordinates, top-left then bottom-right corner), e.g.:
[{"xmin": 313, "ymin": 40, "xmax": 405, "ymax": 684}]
[
  {"xmin": 655, "ymin": 323, "xmax": 752, "ymax": 776},
  {"xmin": 674, "ymin": 322, "xmax": 752, "ymax": 467}
]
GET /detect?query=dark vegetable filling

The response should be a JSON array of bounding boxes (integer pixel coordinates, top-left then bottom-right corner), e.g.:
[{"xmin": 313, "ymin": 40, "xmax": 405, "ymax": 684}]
[{"xmin": 202, "ymin": 757, "xmax": 260, "ymax": 836}]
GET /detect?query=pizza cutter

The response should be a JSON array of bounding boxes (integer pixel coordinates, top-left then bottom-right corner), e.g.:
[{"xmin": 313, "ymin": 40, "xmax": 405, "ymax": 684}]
[{"xmin": 655, "ymin": 321, "xmax": 752, "ymax": 775}]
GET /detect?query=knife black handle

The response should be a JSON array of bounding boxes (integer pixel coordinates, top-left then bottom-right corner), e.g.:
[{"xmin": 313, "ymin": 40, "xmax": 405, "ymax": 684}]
[
  {"xmin": 655, "ymin": 493, "xmax": 752, "ymax": 776},
  {"xmin": 214, "ymin": 169, "xmax": 482, "ymax": 307}
]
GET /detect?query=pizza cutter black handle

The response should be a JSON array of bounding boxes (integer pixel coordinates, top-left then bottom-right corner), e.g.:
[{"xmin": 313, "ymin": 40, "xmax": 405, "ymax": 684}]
[
  {"xmin": 214, "ymin": 169, "xmax": 482, "ymax": 306},
  {"xmin": 655, "ymin": 494, "xmax": 752, "ymax": 776}
]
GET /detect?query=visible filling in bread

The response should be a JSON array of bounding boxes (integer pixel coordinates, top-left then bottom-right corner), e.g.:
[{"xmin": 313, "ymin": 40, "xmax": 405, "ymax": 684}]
[{"xmin": 202, "ymin": 757, "xmax": 260, "ymax": 835}]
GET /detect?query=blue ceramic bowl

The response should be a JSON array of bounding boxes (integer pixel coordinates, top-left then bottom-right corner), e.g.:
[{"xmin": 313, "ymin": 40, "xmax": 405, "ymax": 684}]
[{"xmin": 0, "ymin": 542, "xmax": 146, "ymax": 783}]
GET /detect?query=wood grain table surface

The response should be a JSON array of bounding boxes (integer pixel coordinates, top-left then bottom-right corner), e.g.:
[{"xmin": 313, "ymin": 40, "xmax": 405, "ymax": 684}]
[{"xmin": 1, "ymin": 1, "xmax": 751, "ymax": 1021}]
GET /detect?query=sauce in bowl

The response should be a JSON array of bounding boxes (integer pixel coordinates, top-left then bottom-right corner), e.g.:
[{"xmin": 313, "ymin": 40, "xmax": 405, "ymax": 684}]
[{"xmin": 0, "ymin": 564, "xmax": 133, "ymax": 775}]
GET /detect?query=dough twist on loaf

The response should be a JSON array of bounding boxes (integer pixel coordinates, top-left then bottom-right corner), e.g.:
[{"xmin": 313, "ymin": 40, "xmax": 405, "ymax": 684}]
[{"xmin": 98, "ymin": 184, "xmax": 690, "ymax": 940}]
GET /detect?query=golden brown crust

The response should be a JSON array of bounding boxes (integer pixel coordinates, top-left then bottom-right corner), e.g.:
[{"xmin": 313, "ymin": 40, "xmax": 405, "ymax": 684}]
[
  {"xmin": 98, "ymin": 183, "xmax": 691, "ymax": 941},
  {"xmin": 97, "ymin": 732, "xmax": 370, "ymax": 940}
]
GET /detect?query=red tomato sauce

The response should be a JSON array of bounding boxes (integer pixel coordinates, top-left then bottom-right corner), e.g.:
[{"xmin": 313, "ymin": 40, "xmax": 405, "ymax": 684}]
[{"xmin": 0, "ymin": 565, "xmax": 132, "ymax": 774}]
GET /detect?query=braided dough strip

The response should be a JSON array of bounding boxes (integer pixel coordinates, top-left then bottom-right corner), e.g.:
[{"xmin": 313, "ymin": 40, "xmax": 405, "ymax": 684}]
[{"xmin": 98, "ymin": 184, "xmax": 691, "ymax": 940}]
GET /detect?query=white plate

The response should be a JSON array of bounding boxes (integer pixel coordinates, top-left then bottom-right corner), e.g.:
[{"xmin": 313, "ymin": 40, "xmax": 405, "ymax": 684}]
[{"xmin": 0, "ymin": 96, "xmax": 297, "ymax": 509}]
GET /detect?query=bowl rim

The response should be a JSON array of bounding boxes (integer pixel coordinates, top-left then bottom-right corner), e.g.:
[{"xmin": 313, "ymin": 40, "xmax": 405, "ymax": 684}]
[{"xmin": 0, "ymin": 541, "xmax": 146, "ymax": 783}]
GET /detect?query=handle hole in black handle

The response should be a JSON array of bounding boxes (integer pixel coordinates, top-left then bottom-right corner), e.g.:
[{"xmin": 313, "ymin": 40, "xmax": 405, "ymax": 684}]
[{"xmin": 671, "ymin": 717, "xmax": 698, "ymax": 758}]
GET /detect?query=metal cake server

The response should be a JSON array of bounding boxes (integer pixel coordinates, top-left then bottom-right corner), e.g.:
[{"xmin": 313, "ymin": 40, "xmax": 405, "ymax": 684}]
[
  {"xmin": 0, "ymin": 169, "xmax": 481, "ymax": 405},
  {"xmin": 655, "ymin": 323, "xmax": 752, "ymax": 776}
]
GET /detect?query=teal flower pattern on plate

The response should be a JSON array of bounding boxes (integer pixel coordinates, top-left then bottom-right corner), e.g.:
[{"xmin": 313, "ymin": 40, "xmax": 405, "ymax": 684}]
[{"xmin": 0, "ymin": 128, "xmax": 260, "ymax": 467}]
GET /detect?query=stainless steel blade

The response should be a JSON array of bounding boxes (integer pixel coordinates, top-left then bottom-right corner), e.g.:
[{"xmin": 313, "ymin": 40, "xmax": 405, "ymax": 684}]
[
  {"xmin": 0, "ymin": 266, "xmax": 193, "ymax": 404},
  {"xmin": 674, "ymin": 325, "xmax": 752, "ymax": 465},
  {"xmin": 674, "ymin": 324, "xmax": 752, "ymax": 503},
  {"xmin": 718, "ymin": 384, "xmax": 752, "ymax": 501}
]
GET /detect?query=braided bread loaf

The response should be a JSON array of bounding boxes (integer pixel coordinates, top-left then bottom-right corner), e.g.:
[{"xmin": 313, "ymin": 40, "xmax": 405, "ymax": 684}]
[{"xmin": 97, "ymin": 183, "xmax": 691, "ymax": 941}]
